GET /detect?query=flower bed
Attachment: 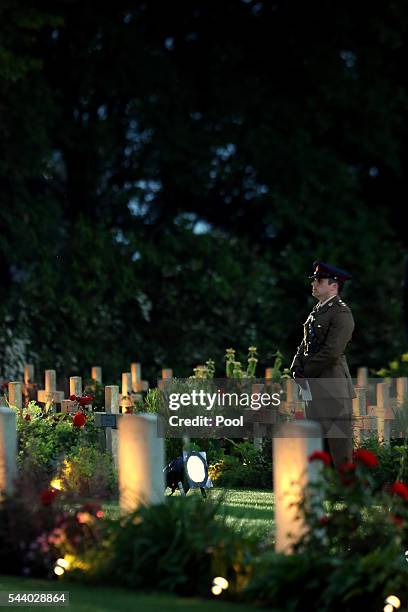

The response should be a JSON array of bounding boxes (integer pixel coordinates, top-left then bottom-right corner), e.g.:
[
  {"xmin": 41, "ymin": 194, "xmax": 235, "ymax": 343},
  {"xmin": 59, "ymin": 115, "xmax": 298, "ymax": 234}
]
[{"xmin": 13, "ymin": 401, "xmax": 116, "ymax": 499}]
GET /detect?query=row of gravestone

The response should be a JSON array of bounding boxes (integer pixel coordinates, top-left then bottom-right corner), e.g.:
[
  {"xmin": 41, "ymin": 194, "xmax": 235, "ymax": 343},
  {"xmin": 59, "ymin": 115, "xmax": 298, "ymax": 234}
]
[
  {"xmin": 6, "ymin": 363, "xmax": 178, "ymax": 412},
  {"xmin": 4, "ymin": 364, "xmax": 408, "ymax": 452},
  {"xmin": 284, "ymin": 368, "xmax": 408, "ymax": 444}
]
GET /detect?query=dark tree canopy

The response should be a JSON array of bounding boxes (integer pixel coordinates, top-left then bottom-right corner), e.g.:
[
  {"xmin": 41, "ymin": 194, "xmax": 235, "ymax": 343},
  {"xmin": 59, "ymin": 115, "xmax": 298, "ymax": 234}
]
[{"xmin": 0, "ymin": 0, "xmax": 406, "ymax": 382}]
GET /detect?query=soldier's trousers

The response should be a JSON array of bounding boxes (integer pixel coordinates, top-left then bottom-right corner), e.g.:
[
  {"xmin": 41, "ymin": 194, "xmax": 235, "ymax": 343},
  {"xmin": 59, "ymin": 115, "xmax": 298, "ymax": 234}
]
[{"xmin": 305, "ymin": 398, "xmax": 353, "ymax": 468}]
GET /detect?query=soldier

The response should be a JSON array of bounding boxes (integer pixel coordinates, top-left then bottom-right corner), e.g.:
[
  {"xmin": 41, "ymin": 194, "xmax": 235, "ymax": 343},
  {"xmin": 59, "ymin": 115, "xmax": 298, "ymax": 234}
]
[{"xmin": 290, "ymin": 261, "xmax": 356, "ymax": 468}]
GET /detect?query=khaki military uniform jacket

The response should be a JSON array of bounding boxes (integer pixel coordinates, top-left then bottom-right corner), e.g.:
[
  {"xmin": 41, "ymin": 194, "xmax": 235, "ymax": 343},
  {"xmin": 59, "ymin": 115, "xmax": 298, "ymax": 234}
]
[{"xmin": 290, "ymin": 295, "xmax": 355, "ymax": 399}]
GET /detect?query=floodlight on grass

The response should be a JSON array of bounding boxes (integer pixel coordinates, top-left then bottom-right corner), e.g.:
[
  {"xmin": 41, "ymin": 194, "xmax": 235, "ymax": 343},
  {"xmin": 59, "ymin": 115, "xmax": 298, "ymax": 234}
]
[
  {"xmin": 164, "ymin": 450, "xmax": 212, "ymax": 497},
  {"xmin": 184, "ymin": 451, "xmax": 208, "ymax": 488}
]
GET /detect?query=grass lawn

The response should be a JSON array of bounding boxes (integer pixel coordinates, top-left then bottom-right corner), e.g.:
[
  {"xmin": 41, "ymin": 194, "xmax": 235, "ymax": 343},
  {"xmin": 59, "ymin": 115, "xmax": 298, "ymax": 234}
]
[
  {"xmin": 0, "ymin": 575, "xmax": 261, "ymax": 611},
  {"xmin": 210, "ymin": 488, "xmax": 274, "ymax": 541},
  {"xmin": 103, "ymin": 487, "xmax": 275, "ymax": 540}
]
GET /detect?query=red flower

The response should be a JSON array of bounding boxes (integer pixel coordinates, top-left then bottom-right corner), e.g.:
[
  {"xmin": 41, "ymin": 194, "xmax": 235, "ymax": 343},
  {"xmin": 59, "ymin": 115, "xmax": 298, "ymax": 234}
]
[
  {"xmin": 319, "ymin": 515, "xmax": 330, "ymax": 526},
  {"xmin": 339, "ymin": 461, "xmax": 356, "ymax": 473},
  {"xmin": 69, "ymin": 394, "xmax": 76, "ymax": 401},
  {"xmin": 40, "ymin": 488, "xmax": 58, "ymax": 506},
  {"xmin": 79, "ymin": 395, "xmax": 93, "ymax": 406},
  {"xmin": 73, "ymin": 411, "xmax": 86, "ymax": 428},
  {"xmin": 125, "ymin": 407, "xmax": 134, "ymax": 414},
  {"xmin": 308, "ymin": 450, "xmax": 332, "ymax": 467},
  {"xmin": 24, "ymin": 414, "xmax": 31, "ymax": 421},
  {"xmin": 391, "ymin": 513, "xmax": 404, "ymax": 528},
  {"xmin": 390, "ymin": 481, "xmax": 408, "ymax": 501},
  {"xmin": 353, "ymin": 449, "xmax": 378, "ymax": 468},
  {"xmin": 339, "ymin": 461, "xmax": 357, "ymax": 485}
]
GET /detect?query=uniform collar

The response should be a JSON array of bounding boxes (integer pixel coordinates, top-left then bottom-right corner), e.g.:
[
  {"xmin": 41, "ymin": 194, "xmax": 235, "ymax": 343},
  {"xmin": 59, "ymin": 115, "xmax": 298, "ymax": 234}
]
[
  {"xmin": 315, "ymin": 294, "xmax": 339, "ymax": 314},
  {"xmin": 318, "ymin": 294, "xmax": 338, "ymax": 308}
]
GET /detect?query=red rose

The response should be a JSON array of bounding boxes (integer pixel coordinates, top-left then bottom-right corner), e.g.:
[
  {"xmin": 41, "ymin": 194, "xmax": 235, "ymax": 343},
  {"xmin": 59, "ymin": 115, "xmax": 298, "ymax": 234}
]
[
  {"xmin": 24, "ymin": 414, "xmax": 31, "ymax": 421},
  {"xmin": 69, "ymin": 394, "xmax": 77, "ymax": 401},
  {"xmin": 391, "ymin": 513, "xmax": 404, "ymax": 528},
  {"xmin": 339, "ymin": 461, "xmax": 356, "ymax": 473},
  {"xmin": 353, "ymin": 449, "xmax": 378, "ymax": 468},
  {"xmin": 40, "ymin": 488, "xmax": 58, "ymax": 506},
  {"xmin": 390, "ymin": 481, "xmax": 408, "ymax": 501},
  {"xmin": 339, "ymin": 461, "xmax": 357, "ymax": 485},
  {"xmin": 308, "ymin": 450, "xmax": 332, "ymax": 467},
  {"xmin": 73, "ymin": 411, "xmax": 86, "ymax": 428}
]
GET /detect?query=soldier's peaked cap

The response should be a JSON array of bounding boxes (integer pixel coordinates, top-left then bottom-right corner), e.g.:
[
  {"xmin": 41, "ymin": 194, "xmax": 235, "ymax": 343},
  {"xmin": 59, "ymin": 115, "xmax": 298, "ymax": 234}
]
[{"xmin": 309, "ymin": 261, "xmax": 351, "ymax": 282}]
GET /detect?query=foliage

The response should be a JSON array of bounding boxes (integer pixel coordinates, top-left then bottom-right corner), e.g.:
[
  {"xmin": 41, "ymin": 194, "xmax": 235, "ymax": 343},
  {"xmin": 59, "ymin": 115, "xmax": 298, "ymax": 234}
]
[
  {"xmin": 16, "ymin": 405, "xmax": 96, "ymax": 472},
  {"xmin": 264, "ymin": 350, "xmax": 291, "ymax": 383},
  {"xmin": 376, "ymin": 353, "xmax": 408, "ymax": 378},
  {"xmin": 1, "ymin": 1, "xmax": 407, "ymax": 382},
  {"xmin": 68, "ymin": 495, "xmax": 256, "ymax": 597},
  {"xmin": 225, "ymin": 347, "xmax": 258, "ymax": 379},
  {"xmin": 209, "ymin": 440, "xmax": 272, "ymax": 489},
  {"xmin": 143, "ymin": 388, "xmax": 166, "ymax": 414},
  {"xmin": 358, "ymin": 435, "xmax": 408, "ymax": 487},
  {"xmin": 83, "ymin": 379, "xmax": 105, "ymax": 411},
  {"xmin": 244, "ymin": 448, "xmax": 408, "ymax": 611},
  {"xmin": 61, "ymin": 446, "xmax": 117, "ymax": 500},
  {"xmin": 190, "ymin": 347, "xmax": 259, "ymax": 379},
  {"xmin": 0, "ymin": 471, "xmax": 107, "ymax": 580},
  {"xmin": 11, "ymin": 401, "xmax": 118, "ymax": 499}
]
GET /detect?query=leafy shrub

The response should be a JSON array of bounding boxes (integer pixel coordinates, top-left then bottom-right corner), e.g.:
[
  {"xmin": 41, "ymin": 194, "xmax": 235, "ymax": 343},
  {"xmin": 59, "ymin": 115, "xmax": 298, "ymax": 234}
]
[
  {"xmin": 376, "ymin": 352, "xmax": 408, "ymax": 377},
  {"xmin": 0, "ymin": 470, "xmax": 107, "ymax": 579},
  {"xmin": 61, "ymin": 445, "xmax": 117, "ymax": 499},
  {"xmin": 83, "ymin": 379, "xmax": 105, "ymax": 410},
  {"xmin": 73, "ymin": 495, "xmax": 256, "ymax": 596},
  {"xmin": 16, "ymin": 407, "xmax": 97, "ymax": 473},
  {"xmin": 209, "ymin": 440, "xmax": 272, "ymax": 489},
  {"xmin": 359, "ymin": 435, "xmax": 408, "ymax": 486},
  {"xmin": 244, "ymin": 447, "xmax": 408, "ymax": 611},
  {"xmin": 14, "ymin": 403, "xmax": 113, "ymax": 496}
]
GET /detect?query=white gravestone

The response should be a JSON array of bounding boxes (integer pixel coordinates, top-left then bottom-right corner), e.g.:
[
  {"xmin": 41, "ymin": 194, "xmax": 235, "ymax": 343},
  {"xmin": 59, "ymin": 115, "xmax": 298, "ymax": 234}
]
[
  {"xmin": 0, "ymin": 407, "xmax": 17, "ymax": 496},
  {"xmin": 274, "ymin": 420, "xmax": 323, "ymax": 553},
  {"xmin": 118, "ymin": 413, "xmax": 164, "ymax": 513}
]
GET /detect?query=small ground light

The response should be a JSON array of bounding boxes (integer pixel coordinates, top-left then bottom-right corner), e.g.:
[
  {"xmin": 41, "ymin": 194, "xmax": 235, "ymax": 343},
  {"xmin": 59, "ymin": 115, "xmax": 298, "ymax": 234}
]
[
  {"xmin": 50, "ymin": 478, "xmax": 62, "ymax": 491},
  {"xmin": 54, "ymin": 566, "xmax": 64, "ymax": 576},
  {"xmin": 213, "ymin": 577, "xmax": 229, "ymax": 590},
  {"xmin": 385, "ymin": 595, "xmax": 401, "ymax": 609},
  {"xmin": 405, "ymin": 550, "xmax": 408, "ymax": 561},
  {"xmin": 384, "ymin": 605, "xmax": 394, "ymax": 612},
  {"xmin": 211, "ymin": 576, "xmax": 229, "ymax": 596},
  {"xmin": 56, "ymin": 558, "xmax": 70, "ymax": 570}
]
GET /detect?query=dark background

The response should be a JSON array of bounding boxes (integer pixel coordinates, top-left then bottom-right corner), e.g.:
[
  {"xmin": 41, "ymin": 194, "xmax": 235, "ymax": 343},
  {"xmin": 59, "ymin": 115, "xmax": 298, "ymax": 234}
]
[{"xmin": 0, "ymin": 0, "xmax": 406, "ymax": 384}]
